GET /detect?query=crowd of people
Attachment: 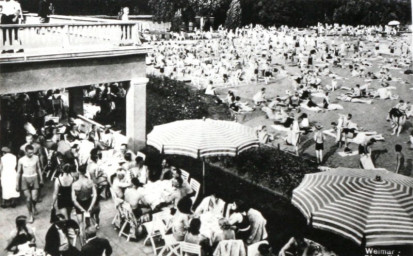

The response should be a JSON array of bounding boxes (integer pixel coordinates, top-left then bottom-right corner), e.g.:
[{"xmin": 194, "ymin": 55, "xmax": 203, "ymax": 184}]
[
  {"xmin": 1, "ymin": 20, "xmax": 412, "ymax": 256},
  {"xmin": 1, "ymin": 111, "xmax": 278, "ymax": 255},
  {"xmin": 146, "ymin": 23, "xmax": 412, "ymax": 169}
]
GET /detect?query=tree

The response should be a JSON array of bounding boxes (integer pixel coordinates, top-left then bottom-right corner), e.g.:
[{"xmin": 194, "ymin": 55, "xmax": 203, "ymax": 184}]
[
  {"xmin": 189, "ymin": 0, "xmax": 227, "ymax": 16},
  {"xmin": 225, "ymin": 0, "xmax": 242, "ymax": 29},
  {"xmin": 148, "ymin": 0, "xmax": 184, "ymax": 22}
]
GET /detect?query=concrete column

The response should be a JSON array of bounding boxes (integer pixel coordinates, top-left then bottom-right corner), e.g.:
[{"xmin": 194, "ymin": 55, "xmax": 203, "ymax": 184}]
[
  {"xmin": 0, "ymin": 97, "xmax": 2, "ymax": 146},
  {"xmin": 126, "ymin": 77, "xmax": 148, "ymax": 152},
  {"xmin": 68, "ymin": 87, "xmax": 84, "ymax": 117}
]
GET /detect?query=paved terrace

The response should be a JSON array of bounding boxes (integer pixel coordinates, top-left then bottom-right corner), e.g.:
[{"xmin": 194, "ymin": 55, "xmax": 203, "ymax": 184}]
[{"xmin": 0, "ymin": 181, "xmax": 156, "ymax": 256}]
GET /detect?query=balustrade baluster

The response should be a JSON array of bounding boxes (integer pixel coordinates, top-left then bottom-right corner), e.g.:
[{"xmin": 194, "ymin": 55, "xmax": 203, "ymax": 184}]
[
  {"xmin": 73, "ymin": 25, "xmax": 79, "ymax": 45},
  {"xmin": 62, "ymin": 25, "xmax": 69, "ymax": 49}
]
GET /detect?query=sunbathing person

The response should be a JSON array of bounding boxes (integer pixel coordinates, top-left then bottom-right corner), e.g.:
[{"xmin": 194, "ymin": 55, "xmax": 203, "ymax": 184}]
[
  {"xmin": 337, "ymin": 91, "xmax": 372, "ymax": 104},
  {"xmin": 255, "ymin": 125, "xmax": 274, "ymax": 144},
  {"xmin": 288, "ymin": 93, "xmax": 301, "ymax": 109},
  {"xmin": 253, "ymin": 88, "xmax": 267, "ymax": 106},
  {"xmin": 387, "ymin": 101, "xmax": 408, "ymax": 136},
  {"xmin": 370, "ymin": 87, "xmax": 398, "ymax": 100},
  {"xmin": 235, "ymin": 97, "xmax": 254, "ymax": 112},
  {"xmin": 263, "ymin": 106, "xmax": 289, "ymax": 124}
]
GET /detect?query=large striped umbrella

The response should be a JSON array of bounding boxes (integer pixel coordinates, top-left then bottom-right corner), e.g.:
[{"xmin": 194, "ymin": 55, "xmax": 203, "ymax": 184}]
[
  {"xmin": 147, "ymin": 118, "xmax": 259, "ymax": 193},
  {"xmin": 292, "ymin": 168, "xmax": 413, "ymax": 247}
]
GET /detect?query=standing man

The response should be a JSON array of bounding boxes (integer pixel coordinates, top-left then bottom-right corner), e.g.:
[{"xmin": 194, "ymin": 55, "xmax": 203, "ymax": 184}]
[
  {"xmin": 313, "ymin": 125, "xmax": 325, "ymax": 164},
  {"xmin": 38, "ymin": 0, "xmax": 51, "ymax": 23},
  {"xmin": 16, "ymin": 145, "xmax": 44, "ymax": 223},
  {"xmin": 20, "ymin": 134, "xmax": 45, "ymax": 168},
  {"xmin": 1, "ymin": 0, "xmax": 23, "ymax": 53},
  {"xmin": 395, "ymin": 144, "xmax": 405, "ymax": 174}
]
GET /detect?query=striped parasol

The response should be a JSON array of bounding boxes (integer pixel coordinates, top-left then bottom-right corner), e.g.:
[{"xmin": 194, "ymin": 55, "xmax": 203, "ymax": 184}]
[
  {"xmin": 147, "ymin": 118, "xmax": 259, "ymax": 158},
  {"xmin": 292, "ymin": 168, "xmax": 413, "ymax": 247},
  {"xmin": 147, "ymin": 118, "xmax": 259, "ymax": 193}
]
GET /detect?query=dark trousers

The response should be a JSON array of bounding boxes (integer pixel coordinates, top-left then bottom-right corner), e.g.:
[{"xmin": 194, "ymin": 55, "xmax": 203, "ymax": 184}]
[{"xmin": 1, "ymin": 15, "xmax": 19, "ymax": 46}]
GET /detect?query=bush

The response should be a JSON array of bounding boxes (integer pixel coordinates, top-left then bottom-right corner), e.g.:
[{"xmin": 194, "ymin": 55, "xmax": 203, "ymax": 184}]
[
  {"xmin": 147, "ymin": 76, "xmax": 220, "ymax": 132},
  {"xmin": 213, "ymin": 147, "xmax": 319, "ymax": 197}
]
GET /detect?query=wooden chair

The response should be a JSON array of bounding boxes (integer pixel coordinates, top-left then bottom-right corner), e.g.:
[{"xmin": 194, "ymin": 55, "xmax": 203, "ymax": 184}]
[
  {"xmin": 110, "ymin": 187, "xmax": 124, "ymax": 228},
  {"xmin": 247, "ymin": 240, "xmax": 268, "ymax": 256},
  {"xmin": 179, "ymin": 242, "xmax": 202, "ymax": 256},
  {"xmin": 158, "ymin": 222, "xmax": 180, "ymax": 256},
  {"xmin": 118, "ymin": 202, "xmax": 139, "ymax": 241},
  {"xmin": 189, "ymin": 179, "xmax": 200, "ymax": 204},
  {"xmin": 142, "ymin": 211, "xmax": 171, "ymax": 255},
  {"xmin": 180, "ymin": 169, "xmax": 190, "ymax": 182}
]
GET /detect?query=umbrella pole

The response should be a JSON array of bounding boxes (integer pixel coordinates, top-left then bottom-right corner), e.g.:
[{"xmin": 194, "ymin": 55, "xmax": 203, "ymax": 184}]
[
  {"xmin": 202, "ymin": 160, "xmax": 206, "ymax": 195},
  {"xmin": 202, "ymin": 159, "xmax": 205, "ymax": 196}
]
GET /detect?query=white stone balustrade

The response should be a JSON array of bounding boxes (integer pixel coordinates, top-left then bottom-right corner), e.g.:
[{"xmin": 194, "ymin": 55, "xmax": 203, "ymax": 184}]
[{"xmin": 0, "ymin": 21, "xmax": 140, "ymax": 51}]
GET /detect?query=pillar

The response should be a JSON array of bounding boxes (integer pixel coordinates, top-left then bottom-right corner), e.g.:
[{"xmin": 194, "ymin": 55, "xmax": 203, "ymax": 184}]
[
  {"xmin": 0, "ymin": 97, "xmax": 2, "ymax": 146},
  {"xmin": 126, "ymin": 77, "xmax": 148, "ymax": 152},
  {"xmin": 68, "ymin": 87, "xmax": 84, "ymax": 117}
]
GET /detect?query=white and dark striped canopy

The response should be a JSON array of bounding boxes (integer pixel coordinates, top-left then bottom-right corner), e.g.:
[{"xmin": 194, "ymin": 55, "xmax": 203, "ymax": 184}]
[
  {"xmin": 147, "ymin": 119, "xmax": 259, "ymax": 159},
  {"xmin": 292, "ymin": 168, "xmax": 413, "ymax": 247}
]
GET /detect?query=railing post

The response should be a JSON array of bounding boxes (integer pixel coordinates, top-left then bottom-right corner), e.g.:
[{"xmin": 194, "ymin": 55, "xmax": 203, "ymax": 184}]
[
  {"xmin": 133, "ymin": 23, "xmax": 141, "ymax": 46},
  {"xmin": 62, "ymin": 24, "xmax": 69, "ymax": 49}
]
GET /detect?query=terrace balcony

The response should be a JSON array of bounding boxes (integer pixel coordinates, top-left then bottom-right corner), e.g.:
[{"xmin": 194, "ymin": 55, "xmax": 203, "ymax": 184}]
[
  {"xmin": 0, "ymin": 14, "xmax": 156, "ymax": 150},
  {"xmin": 0, "ymin": 14, "xmax": 165, "ymax": 63}
]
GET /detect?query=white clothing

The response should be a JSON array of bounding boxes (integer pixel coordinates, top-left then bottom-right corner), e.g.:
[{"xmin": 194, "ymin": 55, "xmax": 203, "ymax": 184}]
[
  {"xmin": 288, "ymin": 120, "xmax": 301, "ymax": 146},
  {"xmin": 24, "ymin": 122, "xmax": 37, "ymax": 135},
  {"xmin": 194, "ymin": 196, "xmax": 225, "ymax": 217},
  {"xmin": 78, "ymin": 140, "xmax": 95, "ymax": 166},
  {"xmin": 377, "ymin": 88, "xmax": 391, "ymax": 99},
  {"xmin": 205, "ymin": 83, "xmax": 215, "ymax": 96},
  {"xmin": 1, "ymin": 153, "xmax": 20, "ymax": 199},
  {"xmin": 253, "ymin": 91, "xmax": 265, "ymax": 104},
  {"xmin": 130, "ymin": 165, "xmax": 149, "ymax": 184},
  {"xmin": 2, "ymin": 0, "xmax": 22, "ymax": 16}
]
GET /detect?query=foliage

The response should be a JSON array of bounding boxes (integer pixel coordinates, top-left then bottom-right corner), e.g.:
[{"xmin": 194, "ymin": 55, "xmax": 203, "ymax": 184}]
[
  {"xmin": 147, "ymin": 0, "xmax": 177, "ymax": 22},
  {"xmin": 146, "ymin": 76, "xmax": 210, "ymax": 132},
  {"xmin": 20, "ymin": 0, "xmax": 151, "ymax": 16},
  {"xmin": 189, "ymin": 0, "xmax": 227, "ymax": 16},
  {"xmin": 225, "ymin": 0, "xmax": 242, "ymax": 30},
  {"xmin": 20, "ymin": 0, "xmax": 411, "ymax": 27},
  {"xmin": 332, "ymin": 0, "xmax": 411, "ymax": 26},
  {"xmin": 215, "ymin": 147, "xmax": 319, "ymax": 197},
  {"xmin": 240, "ymin": 0, "xmax": 411, "ymax": 27}
]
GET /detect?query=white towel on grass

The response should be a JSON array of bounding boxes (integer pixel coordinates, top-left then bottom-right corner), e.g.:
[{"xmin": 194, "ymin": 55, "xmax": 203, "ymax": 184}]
[
  {"xmin": 360, "ymin": 155, "xmax": 375, "ymax": 169},
  {"xmin": 271, "ymin": 125, "xmax": 290, "ymax": 132},
  {"xmin": 338, "ymin": 151, "xmax": 358, "ymax": 157}
]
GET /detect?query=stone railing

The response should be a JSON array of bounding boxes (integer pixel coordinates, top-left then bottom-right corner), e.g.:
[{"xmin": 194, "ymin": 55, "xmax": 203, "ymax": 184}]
[
  {"xmin": 0, "ymin": 21, "xmax": 140, "ymax": 51},
  {"xmin": 24, "ymin": 13, "xmax": 171, "ymax": 32}
]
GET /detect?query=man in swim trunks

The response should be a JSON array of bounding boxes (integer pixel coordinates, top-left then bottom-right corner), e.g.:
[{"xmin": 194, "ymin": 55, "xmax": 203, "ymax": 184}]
[{"xmin": 16, "ymin": 145, "xmax": 43, "ymax": 223}]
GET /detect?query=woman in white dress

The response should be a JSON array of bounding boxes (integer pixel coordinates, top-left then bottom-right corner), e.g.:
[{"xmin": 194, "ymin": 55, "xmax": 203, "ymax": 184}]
[
  {"xmin": 286, "ymin": 116, "xmax": 301, "ymax": 156},
  {"xmin": 1, "ymin": 147, "xmax": 20, "ymax": 208}
]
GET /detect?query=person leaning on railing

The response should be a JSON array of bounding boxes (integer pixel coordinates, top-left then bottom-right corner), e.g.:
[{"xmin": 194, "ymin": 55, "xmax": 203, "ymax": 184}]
[{"xmin": 38, "ymin": 0, "xmax": 52, "ymax": 24}]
